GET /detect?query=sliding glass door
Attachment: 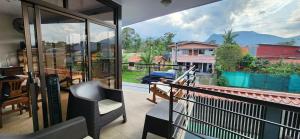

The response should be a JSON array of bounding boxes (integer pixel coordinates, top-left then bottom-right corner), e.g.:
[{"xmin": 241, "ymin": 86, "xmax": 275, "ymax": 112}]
[
  {"xmin": 22, "ymin": 1, "xmax": 119, "ymax": 131},
  {"xmin": 90, "ymin": 22, "xmax": 116, "ymax": 88}
]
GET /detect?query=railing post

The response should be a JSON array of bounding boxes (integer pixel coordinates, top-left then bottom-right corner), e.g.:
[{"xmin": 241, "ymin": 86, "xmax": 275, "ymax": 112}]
[
  {"xmin": 186, "ymin": 70, "xmax": 190, "ymax": 117},
  {"xmin": 262, "ymin": 106, "xmax": 282, "ymax": 139},
  {"xmin": 148, "ymin": 64, "xmax": 151, "ymax": 94},
  {"xmin": 169, "ymin": 85, "xmax": 174, "ymax": 139}
]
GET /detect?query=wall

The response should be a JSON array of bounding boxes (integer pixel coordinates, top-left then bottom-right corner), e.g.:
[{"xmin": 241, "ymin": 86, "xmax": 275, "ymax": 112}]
[
  {"xmin": 222, "ymin": 71, "xmax": 300, "ymax": 93},
  {"xmin": 0, "ymin": 14, "xmax": 24, "ymax": 67}
]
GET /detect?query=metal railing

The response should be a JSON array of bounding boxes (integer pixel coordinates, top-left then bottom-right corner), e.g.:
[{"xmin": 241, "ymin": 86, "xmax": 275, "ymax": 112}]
[
  {"xmin": 168, "ymin": 76, "xmax": 300, "ymax": 139},
  {"xmin": 122, "ymin": 63, "xmax": 190, "ymax": 93}
]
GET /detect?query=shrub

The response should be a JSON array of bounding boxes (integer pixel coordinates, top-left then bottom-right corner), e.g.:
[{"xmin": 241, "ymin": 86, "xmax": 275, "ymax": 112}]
[{"xmin": 216, "ymin": 76, "xmax": 228, "ymax": 86}]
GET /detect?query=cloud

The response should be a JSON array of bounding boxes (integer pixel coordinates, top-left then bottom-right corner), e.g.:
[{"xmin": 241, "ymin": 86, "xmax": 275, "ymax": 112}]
[{"xmin": 127, "ymin": 0, "xmax": 300, "ymax": 41}]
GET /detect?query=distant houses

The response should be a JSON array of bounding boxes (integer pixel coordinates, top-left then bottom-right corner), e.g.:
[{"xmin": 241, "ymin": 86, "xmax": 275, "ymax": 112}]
[
  {"xmin": 128, "ymin": 54, "xmax": 142, "ymax": 70},
  {"xmin": 125, "ymin": 42, "xmax": 300, "ymax": 72},
  {"xmin": 256, "ymin": 44, "xmax": 300, "ymax": 64},
  {"xmin": 169, "ymin": 41, "xmax": 217, "ymax": 73},
  {"xmin": 127, "ymin": 54, "xmax": 168, "ymax": 70}
]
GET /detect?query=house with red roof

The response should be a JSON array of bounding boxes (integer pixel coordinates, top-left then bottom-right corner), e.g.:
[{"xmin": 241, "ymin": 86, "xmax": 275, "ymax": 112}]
[
  {"xmin": 153, "ymin": 56, "xmax": 167, "ymax": 65},
  {"xmin": 256, "ymin": 44, "xmax": 300, "ymax": 64},
  {"xmin": 169, "ymin": 41, "xmax": 217, "ymax": 73},
  {"xmin": 127, "ymin": 54, "xmax": 142, "ymax": 70}
]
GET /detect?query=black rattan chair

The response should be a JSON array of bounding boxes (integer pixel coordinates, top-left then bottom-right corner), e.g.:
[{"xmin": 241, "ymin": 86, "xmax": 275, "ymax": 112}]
[{"xmin": 67, "ymin": 81, "xmax": 127, "ymax": 139}]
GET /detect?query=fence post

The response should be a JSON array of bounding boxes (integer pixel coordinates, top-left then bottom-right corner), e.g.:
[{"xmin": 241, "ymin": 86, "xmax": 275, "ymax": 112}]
[{"xmin": 262, "ymin": 106, "xmax": 282, "ymax": 139}]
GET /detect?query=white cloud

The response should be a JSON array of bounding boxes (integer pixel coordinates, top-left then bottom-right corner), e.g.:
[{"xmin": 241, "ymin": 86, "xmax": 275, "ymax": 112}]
[{"xmin": 129, "ymin": 0, "xmax": 300, "ymax": 41}]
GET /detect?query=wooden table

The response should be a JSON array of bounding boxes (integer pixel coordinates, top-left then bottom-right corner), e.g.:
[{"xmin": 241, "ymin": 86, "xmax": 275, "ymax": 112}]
[{"xmin": 0, "ymin": 67, "xmax": 24, "ymax": 76}]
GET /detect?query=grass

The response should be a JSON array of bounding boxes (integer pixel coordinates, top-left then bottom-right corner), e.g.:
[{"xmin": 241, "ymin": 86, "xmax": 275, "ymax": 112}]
[{"xmin": 122, "ymin": 70, "xmax": 147, "ymax": 83}]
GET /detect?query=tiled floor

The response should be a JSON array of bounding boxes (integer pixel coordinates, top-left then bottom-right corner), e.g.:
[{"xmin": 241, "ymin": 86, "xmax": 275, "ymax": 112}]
[{"xmin": 0, "ymin": 89, "xmax": 165, "ymax": 139}]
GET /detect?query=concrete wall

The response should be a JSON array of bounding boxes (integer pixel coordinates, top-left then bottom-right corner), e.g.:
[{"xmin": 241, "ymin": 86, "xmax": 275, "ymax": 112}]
[{"xmin": 0, "ymin": 14, "xmax": 24, "ymax": 67}]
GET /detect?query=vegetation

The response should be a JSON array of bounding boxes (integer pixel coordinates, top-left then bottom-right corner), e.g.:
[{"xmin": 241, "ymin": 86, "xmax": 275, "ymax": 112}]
[
  {"xmin": 222, "ymin": 29, "xmax": 238, "ymax": 45},
  {"xmin": 122, "ymin": 27, "xmax": 175, "ymax": 64},
  {"xmin": 122, "ymin": 70, "xmax": 147, "ymax": 83},
  {"xmin": 216, "ymin": 76, "xmax": 228, "ymax": 86},
  {"xmin": 236, "ymin": 52, "xmax": 300, "ymax": 75},
  {"xmin": 122, "ymin": 27, "xmax": 142, "ymax": 52},
  {"xmin": 215, "ymin": 29, "xmax": 243, "ymax": 71}
]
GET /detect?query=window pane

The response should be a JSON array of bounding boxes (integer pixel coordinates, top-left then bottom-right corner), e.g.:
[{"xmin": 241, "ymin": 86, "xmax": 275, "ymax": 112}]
[
  {"xmin": 90, "ymin": 22, "xmax": 116, "ymax": 88},
  {"xmin": 40, "ymin": 10, "xmax": 87, "ymax": 88}
]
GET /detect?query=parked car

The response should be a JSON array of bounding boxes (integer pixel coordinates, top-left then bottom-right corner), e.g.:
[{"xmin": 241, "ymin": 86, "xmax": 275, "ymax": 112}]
[{"xmin": 141, "ymin": 70, "xmax": 176, "ymax": 84}]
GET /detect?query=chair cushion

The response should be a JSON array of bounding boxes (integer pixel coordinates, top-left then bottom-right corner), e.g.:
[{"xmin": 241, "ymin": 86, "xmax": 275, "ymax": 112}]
[
  {"xmin": 74, "ymin": 81, "xmax": 101, "ymax": 100},
  {"xmin": 98, "ymin": 99, "xmax": 122, "ymax": 115},
  {"xmin": 83, "ymin": 136, "xmax": 93, "ymax": 139}
]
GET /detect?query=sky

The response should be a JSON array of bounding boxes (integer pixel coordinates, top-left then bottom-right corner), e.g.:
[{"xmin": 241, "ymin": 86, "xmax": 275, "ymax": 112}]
[{"xmin": 126, "ymin": 0, "xmax": 300, "ymax": 42}]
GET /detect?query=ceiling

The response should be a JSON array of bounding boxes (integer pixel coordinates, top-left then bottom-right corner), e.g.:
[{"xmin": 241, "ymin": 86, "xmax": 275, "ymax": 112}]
[
  {"xmin": 0, "ymin": 0, "xmax": 220, "ymax": 26},
  {"xmin": 112, "ymin": 0, "xmax": 220, "ymax": 26}
]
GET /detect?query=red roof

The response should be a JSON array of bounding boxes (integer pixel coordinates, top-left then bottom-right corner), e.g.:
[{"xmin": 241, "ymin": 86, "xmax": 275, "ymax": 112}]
[
  {"xmin": 153, "ymin": 56, "xmax": 167, "ymax": 63},
  {"xmin": 128, "ymin": 54, "xmax": 142, "ymax": 63},
  {"xmin": 257, "ymin": 44, "xmax": 300, "ymax": 59},
  {"xmin": 194, "ymin": 84, "xmax": 300, "ymax": 107}
]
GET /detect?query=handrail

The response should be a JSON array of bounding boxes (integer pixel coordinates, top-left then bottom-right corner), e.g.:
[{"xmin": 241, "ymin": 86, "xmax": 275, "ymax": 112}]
[
  {"xmin": 122, "ymin": 63, "xmax": 180, "ymax": 67},
  {"xmin": 168, "ymin": 83, "xmax": 300, "ymax": 139},
  {"xmin": 172, "ymin": 65, "xmax": 195, "ymax": 84}
]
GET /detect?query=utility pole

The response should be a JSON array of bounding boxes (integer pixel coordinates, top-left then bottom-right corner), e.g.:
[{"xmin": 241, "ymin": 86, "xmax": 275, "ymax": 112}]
[{"xmin": 175, "ymin": 42, "xmax": 178, "ymax": 65}]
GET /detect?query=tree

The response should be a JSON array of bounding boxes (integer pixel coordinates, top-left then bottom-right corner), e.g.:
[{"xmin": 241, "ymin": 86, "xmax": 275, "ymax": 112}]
[
  {"xmin": 121, "ymin": 27, "xmax": 135, "ymax": 50},
  {"xmin": 215, "ymin": 29, "xmax": 242, "ymax": 71},
  {"xmin": 240, "ymin": 54, "xmax": 256, "ymax": 69},
  {"xmin": 162, "ymin": 32, "xmax": 175, "ymax": 52},
  {"xmin": 132, "ymin": 34, "xmax": 142, "ymax": 53},
  {"xmin": 216, "ymin": 44, "xmax": 242, "ymax": 71},
  {"xmin": 222, "ymin": 29, "xmax": 238, "ymax": 45},
  {"xmin": 141, "ymin": 51, "xmax": 153, "ymax": 64},
  {"xmin": 163, "ymin": 32, "xmax": 175, "ymax": 45},
  {"xmin": 141, "ymin": 37, "xmax": 155, "ymax": 64}
]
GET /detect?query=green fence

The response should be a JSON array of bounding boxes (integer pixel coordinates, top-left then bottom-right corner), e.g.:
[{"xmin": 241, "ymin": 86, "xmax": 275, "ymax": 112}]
[{"xmin": 222, "ymin": 72, "xmax": 300, "ymax": 93}]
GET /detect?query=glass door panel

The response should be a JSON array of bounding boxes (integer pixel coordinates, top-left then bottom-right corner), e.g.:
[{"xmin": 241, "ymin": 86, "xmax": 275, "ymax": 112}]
[
  {"xmin": 39, "ymin": 9, "xmax": 87, "ymax": 120},
  {"xmin": 40, "ymin": 10, "xmax": 87, "ymax": 89},
  {"xmin": 90, "ymin": 22, "xmax": 116, "ymax": 88}
]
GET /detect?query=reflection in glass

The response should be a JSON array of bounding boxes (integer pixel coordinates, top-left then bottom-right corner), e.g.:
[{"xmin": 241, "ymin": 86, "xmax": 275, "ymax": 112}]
[
  {"xmin": 40, "ymin": 10, "xmax": 87, "ymax": 89},
  {"xmin": 90, "ymin": 23, "xmax": 116, "ymax": 88}
]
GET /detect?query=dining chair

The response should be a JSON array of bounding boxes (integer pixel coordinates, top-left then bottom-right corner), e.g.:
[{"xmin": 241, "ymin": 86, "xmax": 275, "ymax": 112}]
[{"xmin": 0, "ymin": 79, "xmax": 31, "ymax": 128}]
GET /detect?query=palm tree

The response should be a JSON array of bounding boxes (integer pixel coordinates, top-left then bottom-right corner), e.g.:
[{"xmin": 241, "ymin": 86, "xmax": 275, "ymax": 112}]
[
  {"xmin": 141, "ymin": 52, "xmax": 153, "ymax": 64},
  {"xmin": 222, "ymin": 29, "xmax": 238, "ymax": 45}
]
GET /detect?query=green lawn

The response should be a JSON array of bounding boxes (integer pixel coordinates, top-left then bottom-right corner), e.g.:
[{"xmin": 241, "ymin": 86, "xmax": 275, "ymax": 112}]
[{"xmin": 122, "ymin": 70, "xmax": 147, "ymax": 83}]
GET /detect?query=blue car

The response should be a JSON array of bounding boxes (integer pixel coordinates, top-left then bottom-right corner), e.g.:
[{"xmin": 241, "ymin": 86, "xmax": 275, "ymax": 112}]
[{"xmin": 141, "ymin": 70, "xmax": 176, "ymax": 84}]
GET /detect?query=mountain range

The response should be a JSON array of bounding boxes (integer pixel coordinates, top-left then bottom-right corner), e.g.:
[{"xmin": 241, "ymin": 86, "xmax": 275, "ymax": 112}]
[{"xmin": 205, "ymin": 31, "xmax": 300, "ymax": 55}]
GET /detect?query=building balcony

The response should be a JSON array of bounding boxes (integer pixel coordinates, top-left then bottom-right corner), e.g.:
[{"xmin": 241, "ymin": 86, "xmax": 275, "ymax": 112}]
[{"xmin": 173, "ymin": 55, "xmax": 215, "ymax": 64}]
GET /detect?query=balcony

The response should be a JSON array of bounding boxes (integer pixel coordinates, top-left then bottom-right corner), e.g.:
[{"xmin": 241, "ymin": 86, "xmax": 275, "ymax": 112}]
[{"xmin": 0, "ymin": 65, "xmax": 300, "ymax": 139}]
